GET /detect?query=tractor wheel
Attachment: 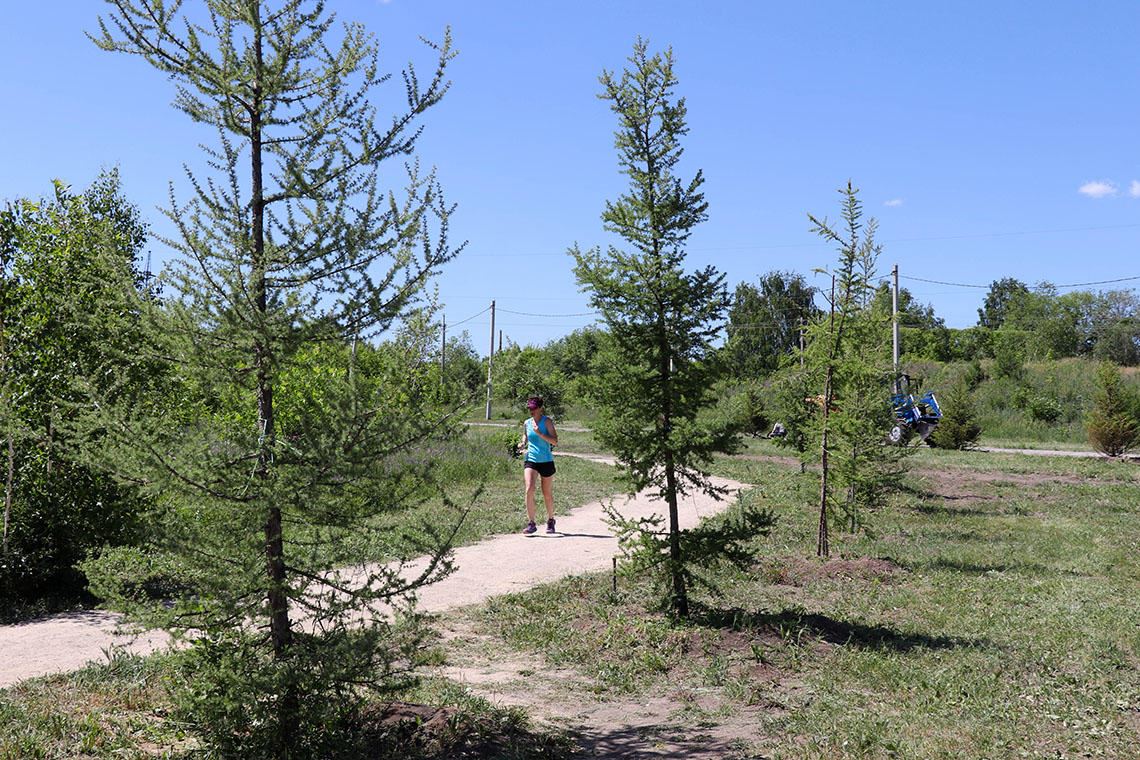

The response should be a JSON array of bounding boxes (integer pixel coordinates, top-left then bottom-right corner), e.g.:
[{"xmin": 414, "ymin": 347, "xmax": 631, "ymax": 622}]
[{"xmin": 887, "ymin": 423, "xmax": 911, "ymax": 445}]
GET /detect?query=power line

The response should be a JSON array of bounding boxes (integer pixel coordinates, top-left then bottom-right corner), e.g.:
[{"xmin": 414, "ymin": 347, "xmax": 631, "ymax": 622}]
[
  {"xmin": 901, "ymin": 274, "xmax": 1140, "ymax": 290},
  {"xmin": 458, "ymin": 222, "xmax": 1140, "ymax": 259},
  {"xmin": 497, "ymin": 307, "xmax": 600, "ymax": 318},
  {"xmin": 448, "ymin": 305, "xmax": 490, "ymax": 327}
]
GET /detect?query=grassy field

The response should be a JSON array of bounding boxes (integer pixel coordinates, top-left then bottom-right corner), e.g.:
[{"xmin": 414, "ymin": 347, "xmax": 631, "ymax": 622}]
[
  {"xmin": 4, "ymin": 430, "xmax": 1138, "ymax": 758},
  {"xmin": 917, "ymin": 357, "xmax": 1140, "ymax": 448},
  {"xmin": 324, "ymin": 424, "xmax": 619, "ymax": 565},
  {"xmin": 467, "ymin": 444, "xmax": 1140, "ymax": 758}
]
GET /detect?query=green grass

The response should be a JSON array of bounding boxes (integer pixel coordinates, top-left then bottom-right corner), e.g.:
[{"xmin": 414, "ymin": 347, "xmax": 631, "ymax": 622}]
[
  {"xmin": 8, "ymin": 423, "xmax": 1139, "ymax": 758},
  {"xmin": 287, "ymin": 424, "xmax": 620, "ymax": 567},
  {"xmin": 469, "ymin": 449, "xmax": 1140, "ymax": 759},
  {"xmin": 0, "ymin": 653, "xmax": 190, "ymax": 759},
  {"xmin": 916, "ymin": 357, "xmax": 1140, "ymax": 447},
  {"xmin": 0, "ymin": 653, "xmax": 575, "ymax": 759}
]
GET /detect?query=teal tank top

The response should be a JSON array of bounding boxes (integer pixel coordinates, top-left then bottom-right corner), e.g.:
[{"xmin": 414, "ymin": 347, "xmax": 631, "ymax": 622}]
[{"xmin": 525, "ymin": 417, "xmax": 553, "ymax": 463}]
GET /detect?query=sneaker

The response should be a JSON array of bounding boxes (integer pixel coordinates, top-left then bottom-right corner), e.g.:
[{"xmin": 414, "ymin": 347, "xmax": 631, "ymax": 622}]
[
  {"xmin": 546, "ymin": 518, "xmax": 556, "ymax": 534},
  {"xmin": 523, "ymin": 522, "xmax": 537, "ymax": 535}
]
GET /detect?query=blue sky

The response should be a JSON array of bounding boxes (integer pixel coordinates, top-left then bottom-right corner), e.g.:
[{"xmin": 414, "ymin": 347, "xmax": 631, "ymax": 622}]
[{"xmin": 2, "ymin": 1, "xmax": 1139, "ymax": 350}]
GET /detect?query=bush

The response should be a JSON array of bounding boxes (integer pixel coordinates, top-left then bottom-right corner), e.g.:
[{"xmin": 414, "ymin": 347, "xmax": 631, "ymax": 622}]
[
  {"xmin": 992, "ymin": 330, "xmax": 1026, "ymax": 380},
  {"xmin": 963, "ymin": 358, "xmax": 987, "ymax": 390},
  {"xmin": 1086, "ymin": 362, "xmax": 1139, "ymax": 457},
  {"xmin": 929, "ymin": 381, "xmax": 982, "ymax": 450},
  {"xmin": 1025, "ymin": 393, "xmax": 1063, "ymax": 424},
  {"xmin": 724, "ymin": 380, "xmax": 770, "ymax": 437},
  {"xmin": 491, "ymin": 425, "xmax": 523, "ymax": 460}
]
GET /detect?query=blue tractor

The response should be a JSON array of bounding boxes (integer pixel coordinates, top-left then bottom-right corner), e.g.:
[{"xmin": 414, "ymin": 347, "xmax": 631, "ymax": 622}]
[{"xmin": 888, "ymin": 377, "xmax": 942, "ymax": 445}]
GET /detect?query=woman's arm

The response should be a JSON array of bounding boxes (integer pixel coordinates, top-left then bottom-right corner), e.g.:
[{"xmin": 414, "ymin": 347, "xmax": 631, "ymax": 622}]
[{"xmin": 543, "ymin": 417, "xmax": 558, "ymax": 447}]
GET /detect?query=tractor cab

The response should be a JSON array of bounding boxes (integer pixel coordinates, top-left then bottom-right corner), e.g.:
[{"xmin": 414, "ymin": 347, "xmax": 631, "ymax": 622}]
[{"xmin": 888, "ymin": 375, "xmax": 942, "ymax": 444}]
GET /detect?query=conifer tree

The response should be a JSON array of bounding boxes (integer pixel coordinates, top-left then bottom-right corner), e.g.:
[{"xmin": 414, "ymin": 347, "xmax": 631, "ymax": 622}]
[
  {"xmin": 1086, "ymin": 361, "xmax": 1138, "ymax": 457},
  {"xmin": 572, "ymin": 40, "xmax": 769, "ymax": 617},
  {"xmin": 804, "ymin": 183, "xmax": 907, "ymax": 555},
  {"xmin": 929, "ymin": 379, "xmax": 982, "ymax": 450},
  {"xmin": 86, "ymin": 2, "xmax": 460, "ymax": 755}
]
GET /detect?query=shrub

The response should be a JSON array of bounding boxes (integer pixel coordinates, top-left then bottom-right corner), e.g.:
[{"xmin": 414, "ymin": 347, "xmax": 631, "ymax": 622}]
[
  {"xmin": 963, "ymin": 358, "xmax": 987, "ymax": 390},
  {"xmin": 992, "ymin": 330, "xmax": 1025, "ymax": 380},
  {"xmin": 1086, "ymin": 362, "xmax": 1139, "ymax": 457},
  {"xmin": 929, "ymin": 381, "xmax": 982, "ymax": 449},
  {"xmin": 1026, "ymin": 393, "xmax": 1063, "ymax": 424}
]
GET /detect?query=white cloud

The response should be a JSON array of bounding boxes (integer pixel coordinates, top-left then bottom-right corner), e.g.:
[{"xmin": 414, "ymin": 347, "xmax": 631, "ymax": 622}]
[
  {"xmin": 1130, "ymin": 181, "xmax": 1140, "ymax": 198},
  {"xmin": 1078, "ymin": 180, "xmax": 1118, "ymax": 199},
  {"xmin": 884, "ymin": 198, "xmax": 904, "ymax": 207}
]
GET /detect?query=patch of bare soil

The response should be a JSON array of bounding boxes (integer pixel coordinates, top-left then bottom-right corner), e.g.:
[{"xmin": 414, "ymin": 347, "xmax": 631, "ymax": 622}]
[
  {"xmin": 357, "ymin": 701, "xmax": 571, "ymax": 759},
  {"xmin": 908, "ymin": 466, "xmax": 1093, "ymax": 510},
  {"xmin": 430, "ymin": 617, "xmax": 772, "ymax": 759}
]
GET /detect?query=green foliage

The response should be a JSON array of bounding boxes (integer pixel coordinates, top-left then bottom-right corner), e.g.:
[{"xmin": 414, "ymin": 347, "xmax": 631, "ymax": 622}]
[
  {"xmin": 764, "ymin": 366, "xmax": 816, "ymax": 459},
  {"xmin": 492, "ymin": 345, "xmax": 567, "ymax": 417},
  {"xmin": 870, "ymin": 283, "xmax": 952, "ymax": 361},
  {"xmin": 607, "ymin": 494, "xmax": 775, "ymax": 612},
  {"xmin": 441, "ymin": 330, "xmax": 484, "ymax": 398},
  {"xmin": 0, "ymin": 172, "xmax": 154, "ymax": 613},
  {"xmin": 962, "ymin": 357, "xmax": 987, "ymax": 390},
  {"xmin": 991, "ymin": 328, "xmax": 1026, "ymax": 380},
  {"xmin": 725, "ymin": 271, "xmax": 819, "ymax": 378},
  {"xmin": 1023, "ymin": 391, "xmax": 1063, "ymax": 423},
  {"xmin": 1094, "ymin": 318, "xmax": 1140, "ymax": 365},
  {"xmin": 491, "ymin": 424, "xmax": 524, "ymax": 460},
  {"xmin": 1085, "ymin": 362, "xmax": 1139, "ymax": 457},
  {"xmin": 977, "ymin": 277, "xmax": 1029, "ymax": 330},
  {"xmin": 800, "ymin": 183, "xmax": 910, "ymax": 552},
  {"xmin": 928, "ymin": 380, "xmax": 982, "ymax": 449},
  {"xmin": 722, "ymin": 379, "xmax": 771, "ymax": 437},
  {"xmin": 169, "ymin": 624, "xmax": 428, "ymax": 760},
  {"xmin": 88, "ymin": 1, "xmax": 461, "ymax": 755},
  {"xmin": 571, "ymin": 39, "xmax": 740, "ymax": 617}
]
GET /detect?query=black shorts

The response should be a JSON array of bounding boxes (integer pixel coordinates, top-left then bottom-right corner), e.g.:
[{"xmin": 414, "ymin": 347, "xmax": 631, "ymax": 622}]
[{"xmin": 524, "ymin": 460, "xmax": 556, "ymax": 478}]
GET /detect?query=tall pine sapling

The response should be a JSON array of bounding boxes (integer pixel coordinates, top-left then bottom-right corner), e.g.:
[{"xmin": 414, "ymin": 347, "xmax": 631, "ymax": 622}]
[
  {"xmin": 572, "ymin": 39, "xmax": 771, "ymax": 618},
  {"xmin": 804, "ymin": 183, "xmax": 907, "ymax": 556},
  {"xmin": 86, "ymin": 2, "xmax": 462, "ymax": 755}
]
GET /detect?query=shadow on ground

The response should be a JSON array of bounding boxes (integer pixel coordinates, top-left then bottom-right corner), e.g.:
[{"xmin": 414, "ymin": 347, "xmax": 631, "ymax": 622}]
[
  {"xmin": 571, "ymin": 723, "xmax": 752, "ymax": 760},
  {"xmin": 693, "ymin": 604, "xmax": 987, "ymax": 652}
]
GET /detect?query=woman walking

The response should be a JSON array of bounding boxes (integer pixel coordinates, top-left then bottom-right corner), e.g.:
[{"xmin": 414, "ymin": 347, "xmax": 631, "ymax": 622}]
[{"xmin": 521, "ymin": 396, "xmax": 558, "ymax": 534}]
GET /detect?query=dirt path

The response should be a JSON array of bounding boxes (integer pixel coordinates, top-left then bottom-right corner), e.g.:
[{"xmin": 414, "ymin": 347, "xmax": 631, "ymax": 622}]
[
  {"xmin": 977, "ymin": 445, "xmax": 1139, "ymax": 460},
  {"xmin": 0, "ymin": 453, "xmax": 747, "ymax": 688}
]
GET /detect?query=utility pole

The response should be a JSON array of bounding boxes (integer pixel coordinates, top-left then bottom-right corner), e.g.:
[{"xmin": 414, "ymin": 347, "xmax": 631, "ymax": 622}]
[
  {"xmin": 799, "ymin": 317, "xmax": 806, "ymax": 368},
  {"xmin": 440, "ymin": 315, "xmax": 446, "ymax": 386},
  {"xmin": 498, "ymin": 329, "xmax": 502, "ymax": 354},
  {"xmin": 485, "ymin": 300, "xmax": 495, "ymax": 420},
  {"xmin": 891, "ymin": 263, "xmax": 900, "ymax": 394}
]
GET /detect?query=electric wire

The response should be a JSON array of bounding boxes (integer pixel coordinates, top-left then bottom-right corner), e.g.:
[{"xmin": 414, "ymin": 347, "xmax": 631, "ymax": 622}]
[
  {"xmin": 497, "ymin": 307, "xmax": 600, "ymax": 318},
  {"xmin": 446, "ymin": 305, "xmax": 490, "ymax": 327},
  {"xmin": 901, "ymin": 274, "xmax": 1140, "ymax": 290}
]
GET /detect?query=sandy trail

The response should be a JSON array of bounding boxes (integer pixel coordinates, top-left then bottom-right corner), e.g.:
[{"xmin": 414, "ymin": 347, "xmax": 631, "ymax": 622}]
[{"xmin": 0, "ymin": 454, "xmax": 747, "ymax": 688}]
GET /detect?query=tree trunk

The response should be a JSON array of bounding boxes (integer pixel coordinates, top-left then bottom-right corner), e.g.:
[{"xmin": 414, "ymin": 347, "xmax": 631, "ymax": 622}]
[
  {"xmin": 1, "ymin": 312, "xmax": 11, "ymax": 559},
  {"xmin": 817, "ymin": 364, "xmax": 832, "ymax": 558},
  {"xmin": 664, "ymin": 452, "xmax": 687, "ymax": 617},
  {"xmin": 659, "ymin": 330, "xmax": 687, "ymax": 617},
  {"xmin": 3, "ymin": 430, "xmax": 12, "ymax": 559},
  {"xmin": 248, "ymin": 13, "xmax": 294, "ymax": 755},
  {"xmin": 247, "ymin": 6, "xmax": 290, "ymax": 663}
]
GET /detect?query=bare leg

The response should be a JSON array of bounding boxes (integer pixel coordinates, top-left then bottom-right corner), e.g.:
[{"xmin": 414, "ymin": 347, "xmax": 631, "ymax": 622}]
[
  {"xmin": 540, "ymin": 475, "xmax": 555, "ymax": 521},
  {"xmin": 524, "ymin": 466, "xmax": 539, "ymax": 523}
]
